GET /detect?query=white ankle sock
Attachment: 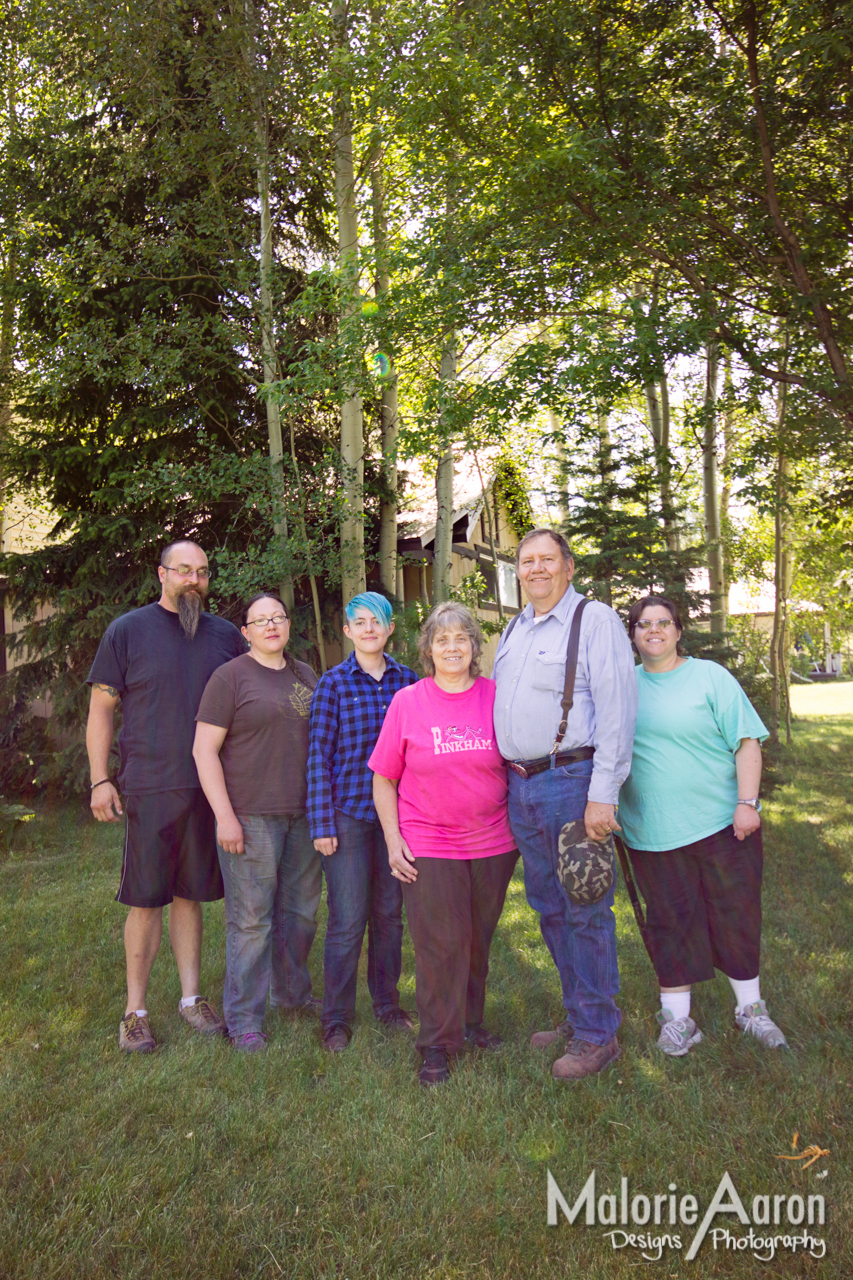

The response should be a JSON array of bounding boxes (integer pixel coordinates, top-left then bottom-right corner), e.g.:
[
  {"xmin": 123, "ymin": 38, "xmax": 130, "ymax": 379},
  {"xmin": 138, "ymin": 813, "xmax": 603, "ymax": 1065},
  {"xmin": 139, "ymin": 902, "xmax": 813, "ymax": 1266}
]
[
  {"xmin": 661, "ymin": 991, "xmax": 691, "ymax": 1022},
  {"xmin": 180, "ymin": 995, "xmax": 201, "ymax": 1010},
  {"xmin": 728, "ymin": 975, "xmax": 761, "ymax": 1015},
  {"xmin": 124, "ymin": 1008, "xmax": 147, "ymax": 1019}
]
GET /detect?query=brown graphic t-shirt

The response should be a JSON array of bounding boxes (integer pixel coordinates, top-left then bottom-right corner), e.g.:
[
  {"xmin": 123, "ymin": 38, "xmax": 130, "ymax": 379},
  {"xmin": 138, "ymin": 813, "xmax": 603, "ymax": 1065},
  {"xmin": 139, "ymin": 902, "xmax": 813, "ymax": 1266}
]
[{"xmin": 196, "ymin": 652, "xmax": 318, "ymax": 815}]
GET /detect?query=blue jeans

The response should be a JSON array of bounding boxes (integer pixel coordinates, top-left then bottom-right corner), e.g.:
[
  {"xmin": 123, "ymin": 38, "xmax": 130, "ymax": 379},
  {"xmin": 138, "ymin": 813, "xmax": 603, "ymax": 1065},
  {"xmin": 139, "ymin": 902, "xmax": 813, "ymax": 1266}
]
[
  {"xmin": 321, "ymin": 810, "xmax": 404, "ymax": 1032},
  {"xmin": 218, "ymin": 813, "xmax": 322, "ymax": 1035},
  {"xmin": 507, "ymin": 759, "xmax": 621, "ymax": 1045}
]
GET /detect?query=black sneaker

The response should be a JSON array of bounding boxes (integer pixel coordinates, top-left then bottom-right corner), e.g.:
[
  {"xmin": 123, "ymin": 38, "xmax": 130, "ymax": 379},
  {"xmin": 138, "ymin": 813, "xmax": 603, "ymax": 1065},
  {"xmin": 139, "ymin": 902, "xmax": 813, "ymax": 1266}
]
[
  {"xmin": 419, "ymin": 1045, "xmax": 451, "ymax": 1087},
  {"xmin": 464, "ymin": 1023, "xmax": 504, "ymax": 1051}
]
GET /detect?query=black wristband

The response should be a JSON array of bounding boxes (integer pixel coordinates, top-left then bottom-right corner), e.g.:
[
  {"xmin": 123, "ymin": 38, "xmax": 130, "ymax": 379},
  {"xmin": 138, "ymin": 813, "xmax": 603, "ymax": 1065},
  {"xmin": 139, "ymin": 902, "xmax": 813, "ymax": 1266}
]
[{"xmin": 90, "ymin": 779, "xmax": 111, "ymax": 791}]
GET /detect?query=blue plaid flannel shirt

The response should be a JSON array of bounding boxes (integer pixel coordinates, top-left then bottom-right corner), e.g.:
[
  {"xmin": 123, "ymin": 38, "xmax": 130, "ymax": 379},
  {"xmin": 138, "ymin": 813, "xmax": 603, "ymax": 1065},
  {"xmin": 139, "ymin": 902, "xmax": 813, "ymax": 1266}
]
[{"xmin": 307, "ymin": 651, "xmax": 419, "ymax": 839}]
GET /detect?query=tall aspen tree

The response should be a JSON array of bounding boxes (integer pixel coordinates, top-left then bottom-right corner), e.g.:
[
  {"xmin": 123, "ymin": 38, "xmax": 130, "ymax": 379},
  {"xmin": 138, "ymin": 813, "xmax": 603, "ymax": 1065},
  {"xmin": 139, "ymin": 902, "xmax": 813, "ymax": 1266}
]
[
  {"xmin": 332, "ymin": 0, "xmax": 366, "ymax": 622},
  {"xmin": 703, "ymin": 341, "xmax": 726, "ymax": 635},
  {"xmin": 433, "ymin": 339, "xmax": 456, "ymax": 604},
  {"xmin": 241, "ymin": 0, "xmax": 294, "ymax": 612},
  {"xmin": 370, "ymin": 144, "xmax": 399, "ymax": 598}
]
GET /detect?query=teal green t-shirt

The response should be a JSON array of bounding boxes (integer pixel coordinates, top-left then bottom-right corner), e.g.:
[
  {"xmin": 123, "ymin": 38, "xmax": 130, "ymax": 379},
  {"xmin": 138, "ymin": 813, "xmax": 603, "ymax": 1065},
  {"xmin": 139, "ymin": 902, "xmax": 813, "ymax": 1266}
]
[{"xmin": 618, "ymin": 658, "xmax": 768, "ymax": 851}]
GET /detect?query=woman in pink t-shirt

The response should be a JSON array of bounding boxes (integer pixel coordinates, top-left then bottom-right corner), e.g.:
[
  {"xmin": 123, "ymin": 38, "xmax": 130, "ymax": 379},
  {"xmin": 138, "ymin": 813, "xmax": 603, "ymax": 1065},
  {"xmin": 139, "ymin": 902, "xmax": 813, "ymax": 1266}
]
[{"xmin": 370, "ymin": 603, "xmax": 518, "ymax": 1086}]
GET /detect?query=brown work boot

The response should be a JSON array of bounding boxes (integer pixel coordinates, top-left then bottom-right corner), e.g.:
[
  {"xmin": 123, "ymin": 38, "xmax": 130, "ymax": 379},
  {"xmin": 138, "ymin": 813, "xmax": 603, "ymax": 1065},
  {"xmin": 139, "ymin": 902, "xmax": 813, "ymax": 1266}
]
[
  {"xmin": 322, "ymin": 1024, "xmax": 351, "ymax": 1053},
  {"xmin": 178, "ymin": 997, "xmax": 226, "ymax": 1036},
  {"xmin": 530, "ymin": 1019, "xmax": 575, "ymax": 1050},
  {"xmin": 551, "ymin": 1035, "xmax": 621, "ymax": 1080},
  {"xmin": 119, "ymin": 1012, "xmax": 156, "ymax": 1054}
]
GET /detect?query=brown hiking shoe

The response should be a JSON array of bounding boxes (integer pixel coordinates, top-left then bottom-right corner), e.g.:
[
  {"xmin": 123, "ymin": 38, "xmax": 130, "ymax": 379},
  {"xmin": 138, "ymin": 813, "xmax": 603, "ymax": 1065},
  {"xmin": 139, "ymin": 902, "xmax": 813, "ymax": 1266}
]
[
  {"xmin": 551, "ymin": 1035, "xmax": 621, "ymax": 1080},
  {"xmin": 119, "ymin": 1012, "xmax": 156, "ymax": 1054},
  {"xmin": 323, "ymin": 1024, "xmax": 351, "ymax": 1053},
  {"xmin": 179, "ymin": 998, "xmax": 226, "ymax": 1036},
  {"xmin": 530, "ymin": 1019, "xmax": 575, "ymax": 1050}
]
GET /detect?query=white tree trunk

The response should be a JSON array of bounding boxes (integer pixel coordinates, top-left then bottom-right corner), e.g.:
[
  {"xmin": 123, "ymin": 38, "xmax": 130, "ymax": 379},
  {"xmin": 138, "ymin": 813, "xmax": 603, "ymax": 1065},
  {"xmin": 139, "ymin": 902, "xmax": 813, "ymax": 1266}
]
[
  {"xmin": 433, "ymin": 342, "xmax": 456, "ymax": 604},
  {"xmin": 703, "ymin": 342, "xmax": 726, "ymax": 635},
  {"xmin": 242, "ymin": 0, "xmax": 294, "ymax": 610},
  {"xmin": 547, "ymin": 409, "xmax": 569, "ymax": 525},
  {"xmin": 370, "ymin": 149, "xmax": 399, "ymax": 598},
  {"xmin": 770, "ymin": 351, "xmax": 792, "ymax": 744},
  {"xmin": 332, "ymin": 0, "xmax": 365, "ymax": 624}
]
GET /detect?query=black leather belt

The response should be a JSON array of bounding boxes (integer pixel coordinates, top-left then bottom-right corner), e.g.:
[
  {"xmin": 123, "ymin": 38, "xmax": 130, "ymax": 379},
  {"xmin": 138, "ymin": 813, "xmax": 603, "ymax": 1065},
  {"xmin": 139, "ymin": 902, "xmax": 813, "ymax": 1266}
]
[{"xmin": 506, "ymin": 746, "xmax": 595, "ymax": 779}]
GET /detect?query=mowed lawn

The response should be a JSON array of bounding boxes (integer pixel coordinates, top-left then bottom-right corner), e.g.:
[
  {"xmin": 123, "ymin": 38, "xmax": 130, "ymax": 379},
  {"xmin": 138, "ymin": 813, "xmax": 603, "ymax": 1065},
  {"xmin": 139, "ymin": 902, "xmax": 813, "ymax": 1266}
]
[{"xmin": 1, "ymin": 703, "xmax": 851, "ymax": 1279}]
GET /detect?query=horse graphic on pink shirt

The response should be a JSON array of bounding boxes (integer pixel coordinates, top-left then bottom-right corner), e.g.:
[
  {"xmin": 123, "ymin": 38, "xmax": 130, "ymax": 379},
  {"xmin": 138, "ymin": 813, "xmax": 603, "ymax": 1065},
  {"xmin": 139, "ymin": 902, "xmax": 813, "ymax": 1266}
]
[{"xmin": 430, "ymin": 724, "xmax": 493, "ymax": 754}]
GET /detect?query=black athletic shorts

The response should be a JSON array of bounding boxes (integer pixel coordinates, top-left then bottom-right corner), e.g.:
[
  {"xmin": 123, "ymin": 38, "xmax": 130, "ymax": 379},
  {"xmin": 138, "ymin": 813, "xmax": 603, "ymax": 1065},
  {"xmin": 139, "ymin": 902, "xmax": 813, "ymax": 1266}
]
[
  {"xmin": 116, "ymin": 788, "xmax": 224, "ymax": 908},
  {"xmin": 625, "ymin": 825, "xmax": 763, "ymax": 987}
]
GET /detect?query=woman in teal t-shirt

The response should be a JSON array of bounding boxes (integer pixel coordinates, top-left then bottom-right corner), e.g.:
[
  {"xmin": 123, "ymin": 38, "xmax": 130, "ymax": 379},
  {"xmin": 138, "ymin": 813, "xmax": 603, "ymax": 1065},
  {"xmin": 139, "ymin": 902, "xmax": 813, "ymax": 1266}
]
[{"xmin": 618, "ymin": 595, "xmax": 787, "ymax": 1057}]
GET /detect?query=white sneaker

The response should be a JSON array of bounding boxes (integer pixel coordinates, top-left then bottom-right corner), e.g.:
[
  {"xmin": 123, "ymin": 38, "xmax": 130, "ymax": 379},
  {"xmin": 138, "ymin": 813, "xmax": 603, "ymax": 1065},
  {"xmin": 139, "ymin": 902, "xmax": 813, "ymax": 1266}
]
[
  {"xmin": 656, "ymin": 1008, "xmax": 703, "ymax": 1057},
  {"xmin": 735, "ymin": 1000, "xmax": 788, "ymax": 1048}
]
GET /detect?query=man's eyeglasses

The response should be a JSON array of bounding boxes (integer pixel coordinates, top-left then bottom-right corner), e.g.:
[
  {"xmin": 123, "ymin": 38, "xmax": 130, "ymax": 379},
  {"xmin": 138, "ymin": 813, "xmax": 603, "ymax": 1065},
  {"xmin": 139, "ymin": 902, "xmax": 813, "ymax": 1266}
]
[
  {"xmin": 635, "ymin": 618, "xmax": 674, "ymax": 631},
  {"xmin": 164, "ymin": 565, "xmax": 211, "ymax": 580},
  {"xmin": 246, "ymin": 613, "xmax": 289, "ymax": 629}
]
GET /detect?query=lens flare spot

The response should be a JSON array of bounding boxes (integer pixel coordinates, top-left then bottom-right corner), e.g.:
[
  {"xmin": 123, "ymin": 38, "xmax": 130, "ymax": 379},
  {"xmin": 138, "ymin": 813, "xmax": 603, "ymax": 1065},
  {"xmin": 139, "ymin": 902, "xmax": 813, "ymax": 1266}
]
[
  {"xmin": 373, "ymin": 351, "xmax": 392, "ymax": 379},
  {"xmin": 361, "ymin": 300, "xmax": 379, "ymax": 316}
]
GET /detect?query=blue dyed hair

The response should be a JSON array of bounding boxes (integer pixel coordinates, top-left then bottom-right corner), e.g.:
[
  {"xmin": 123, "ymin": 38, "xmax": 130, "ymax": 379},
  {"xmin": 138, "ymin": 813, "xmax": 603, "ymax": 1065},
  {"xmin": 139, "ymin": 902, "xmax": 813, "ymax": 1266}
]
[{"xmin": 344, "ymin": 591, "xmax": 393, "ymax": 629}]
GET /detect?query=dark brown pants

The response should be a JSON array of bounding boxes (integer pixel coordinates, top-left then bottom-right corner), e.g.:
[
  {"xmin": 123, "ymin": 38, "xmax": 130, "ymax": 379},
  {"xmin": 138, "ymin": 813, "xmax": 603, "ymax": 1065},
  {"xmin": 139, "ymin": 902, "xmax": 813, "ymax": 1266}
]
[{"xmin": 402, "ymin": 851, "xmax": 518, "ymax": 1053}]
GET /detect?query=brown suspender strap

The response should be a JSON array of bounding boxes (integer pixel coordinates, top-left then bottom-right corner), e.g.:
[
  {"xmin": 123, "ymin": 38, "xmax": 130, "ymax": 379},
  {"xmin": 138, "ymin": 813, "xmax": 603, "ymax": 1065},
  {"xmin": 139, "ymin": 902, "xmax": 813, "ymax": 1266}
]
[{"xmin": 551, "ymin": 596, "xmax": 590, "ymax": 754}]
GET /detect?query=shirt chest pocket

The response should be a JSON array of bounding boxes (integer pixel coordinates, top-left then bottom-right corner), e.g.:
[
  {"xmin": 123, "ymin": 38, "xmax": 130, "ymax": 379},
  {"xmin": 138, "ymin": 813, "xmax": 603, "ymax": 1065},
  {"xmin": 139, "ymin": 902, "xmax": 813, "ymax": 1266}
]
[{"xmin": 531, "ymin": 651, "xmax": 565, "ymax": 693}]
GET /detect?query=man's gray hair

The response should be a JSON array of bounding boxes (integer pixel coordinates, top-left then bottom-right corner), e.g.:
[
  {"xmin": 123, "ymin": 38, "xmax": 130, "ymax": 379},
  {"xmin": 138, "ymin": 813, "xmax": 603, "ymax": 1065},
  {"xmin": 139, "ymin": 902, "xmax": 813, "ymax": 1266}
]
[
  {"xmin": 515, "ymin": 527, "xmax": 573, "ymax": 568},
  {"xmin": 417, "ymin": 602, "xmax": 484, "ymax": 678}
]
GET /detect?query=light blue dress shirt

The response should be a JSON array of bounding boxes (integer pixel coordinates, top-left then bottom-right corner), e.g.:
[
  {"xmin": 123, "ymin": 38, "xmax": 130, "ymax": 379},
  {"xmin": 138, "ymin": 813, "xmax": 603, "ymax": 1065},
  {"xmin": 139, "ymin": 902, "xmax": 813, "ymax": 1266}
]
[{"xmin": 493, "ymin": 584, "xmax": 638, "ymax": 805}]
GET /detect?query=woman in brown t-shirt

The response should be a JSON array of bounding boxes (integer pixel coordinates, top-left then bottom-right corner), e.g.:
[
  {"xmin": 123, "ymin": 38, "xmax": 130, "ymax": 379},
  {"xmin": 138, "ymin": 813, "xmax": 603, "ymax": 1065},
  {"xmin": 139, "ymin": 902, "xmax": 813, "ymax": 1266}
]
[{"xmin": 193, "ymin": 594, "xmax": 319, "ymax": 1051}]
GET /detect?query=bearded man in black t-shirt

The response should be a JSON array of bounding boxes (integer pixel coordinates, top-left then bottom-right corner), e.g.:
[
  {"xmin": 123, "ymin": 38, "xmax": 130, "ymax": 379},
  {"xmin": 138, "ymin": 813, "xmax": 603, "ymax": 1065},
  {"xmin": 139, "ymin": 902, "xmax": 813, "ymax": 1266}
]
[{"xmin": 86, "ymin": 539, "xmax": 246, "ymax": 1054}]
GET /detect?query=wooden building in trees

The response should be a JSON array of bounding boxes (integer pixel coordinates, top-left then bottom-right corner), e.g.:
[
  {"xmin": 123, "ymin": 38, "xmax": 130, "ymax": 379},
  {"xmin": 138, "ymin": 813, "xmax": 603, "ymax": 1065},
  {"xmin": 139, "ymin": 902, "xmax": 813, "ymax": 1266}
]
[{"xmin": 388, "ymin": 456, "xmax": 526, "ymax": 674}]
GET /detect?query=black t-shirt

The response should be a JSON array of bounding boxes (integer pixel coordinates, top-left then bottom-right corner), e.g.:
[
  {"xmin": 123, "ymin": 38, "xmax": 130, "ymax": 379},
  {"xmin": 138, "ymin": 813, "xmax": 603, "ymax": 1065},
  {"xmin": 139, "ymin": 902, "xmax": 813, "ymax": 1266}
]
[{"xmin": 87, "ymin": 603, "xmax": 246, "ymax": 794}]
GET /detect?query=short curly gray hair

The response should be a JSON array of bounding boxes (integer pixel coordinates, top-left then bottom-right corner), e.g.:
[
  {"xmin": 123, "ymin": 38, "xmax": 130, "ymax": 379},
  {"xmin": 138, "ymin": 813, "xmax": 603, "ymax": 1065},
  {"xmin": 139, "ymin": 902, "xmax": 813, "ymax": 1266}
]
[{"xmin": 417, "ymin": 602, "xmax": 484, "ymax": 678}]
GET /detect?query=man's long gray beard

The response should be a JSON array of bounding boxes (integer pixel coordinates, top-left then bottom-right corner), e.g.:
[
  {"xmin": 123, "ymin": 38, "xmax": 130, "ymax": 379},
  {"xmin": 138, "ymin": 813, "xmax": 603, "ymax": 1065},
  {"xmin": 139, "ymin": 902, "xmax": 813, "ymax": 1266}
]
[{"xmin": 177, "ymin": 590, "xmax": 203, "ymax": 639}]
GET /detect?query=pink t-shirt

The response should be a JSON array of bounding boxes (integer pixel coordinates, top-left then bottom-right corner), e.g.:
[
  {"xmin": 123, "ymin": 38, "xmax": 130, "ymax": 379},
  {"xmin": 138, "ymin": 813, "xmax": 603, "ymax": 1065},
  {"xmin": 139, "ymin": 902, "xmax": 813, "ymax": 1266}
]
[{"xmin": 368, "ymin": 676, "xmax": 516, "ymax": 860}]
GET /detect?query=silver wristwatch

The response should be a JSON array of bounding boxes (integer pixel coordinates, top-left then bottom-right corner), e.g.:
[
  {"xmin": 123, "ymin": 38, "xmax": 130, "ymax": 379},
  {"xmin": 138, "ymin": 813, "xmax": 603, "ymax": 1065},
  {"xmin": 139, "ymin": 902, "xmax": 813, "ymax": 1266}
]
[{"xmin": 737, "ymin": 797, "xmax": 762, "ymax": 812}]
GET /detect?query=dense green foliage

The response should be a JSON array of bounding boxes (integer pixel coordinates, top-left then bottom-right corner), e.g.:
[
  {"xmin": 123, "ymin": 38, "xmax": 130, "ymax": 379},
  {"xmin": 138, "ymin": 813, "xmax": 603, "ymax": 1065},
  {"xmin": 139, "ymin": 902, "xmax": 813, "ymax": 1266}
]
[{"xmin": 2, "ymin": 0, "xmax": 852, "ymax": 794}]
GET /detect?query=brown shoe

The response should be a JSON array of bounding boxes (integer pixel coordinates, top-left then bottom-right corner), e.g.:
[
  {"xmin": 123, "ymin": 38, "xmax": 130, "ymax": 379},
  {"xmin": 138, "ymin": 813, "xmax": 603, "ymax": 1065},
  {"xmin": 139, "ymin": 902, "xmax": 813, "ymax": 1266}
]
[
  {"xmin": 551, "ymin": 1036, "xmax": 621, "ymax": 1080},
  {"xmin": 419, "ymin": 1046, "xmax": 451, "ymax": 1086},
  {"xmin": 119, "ymin": 1012, "xmax": 156, "ymax": 1054},
  {"xmin": 323, "ymin": 1024, "xmax": 351, "ymax": 1053},
  {"xmin": 179, "ymin": 997, "xmax": 226, "ymax": 1036},
  {"xmin": 530, "ymin": 1019, "xmax": 575, "ymax": 1050}
]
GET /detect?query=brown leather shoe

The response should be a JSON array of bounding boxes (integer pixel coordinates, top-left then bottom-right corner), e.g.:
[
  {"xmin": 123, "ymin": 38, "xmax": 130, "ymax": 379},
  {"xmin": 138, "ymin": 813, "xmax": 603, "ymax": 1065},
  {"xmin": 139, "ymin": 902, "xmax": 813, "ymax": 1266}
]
[
  {"xmin": 551, "ymin": 1036, "xmax": 621, "ymax": 1080},
  {"xmin": 119, "ymin": 1012, "xmax": 156, "ymax": 1054},
  {"xmin": 530, "ymin": 1019, "xmax": 575, "ymax": 1050},
  {"xmin": 178, "ymin": 997, "xmax": 226, "ymax": 1036},
  {"xmin": 323, "ymin": 1024, "xmax": 351, "ymax": 1053}
]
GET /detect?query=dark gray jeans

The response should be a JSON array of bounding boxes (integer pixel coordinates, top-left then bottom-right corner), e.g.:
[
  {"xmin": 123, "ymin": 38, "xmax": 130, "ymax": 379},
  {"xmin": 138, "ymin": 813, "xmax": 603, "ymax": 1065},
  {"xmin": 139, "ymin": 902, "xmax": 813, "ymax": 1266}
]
[{"xmin": 218, "ymin": 813, "xmax": 322, "ymax": 1036}]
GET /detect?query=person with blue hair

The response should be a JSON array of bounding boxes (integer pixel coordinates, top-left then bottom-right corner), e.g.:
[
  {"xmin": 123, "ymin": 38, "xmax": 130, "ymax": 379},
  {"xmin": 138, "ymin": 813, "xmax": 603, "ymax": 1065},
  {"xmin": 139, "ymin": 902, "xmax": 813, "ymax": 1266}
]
[{"xmin": 307, "ymin": 591, "xmax": 419, "ymax": 1051}]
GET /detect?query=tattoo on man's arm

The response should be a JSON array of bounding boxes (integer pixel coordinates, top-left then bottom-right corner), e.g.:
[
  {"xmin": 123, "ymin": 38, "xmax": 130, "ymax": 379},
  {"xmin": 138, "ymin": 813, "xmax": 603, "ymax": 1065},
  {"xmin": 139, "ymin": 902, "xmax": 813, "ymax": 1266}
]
[{"xmin": 94, "ymin": 683, "xmax": 120, "ymax": 698}]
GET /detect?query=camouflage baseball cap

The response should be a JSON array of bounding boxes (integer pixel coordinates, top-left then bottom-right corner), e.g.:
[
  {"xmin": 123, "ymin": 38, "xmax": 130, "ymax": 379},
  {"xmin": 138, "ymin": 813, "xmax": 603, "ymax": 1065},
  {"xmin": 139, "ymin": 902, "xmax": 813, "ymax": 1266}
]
[{"xmin": 557, "ymin": 819, "xmax": 615, "ymax": 905}]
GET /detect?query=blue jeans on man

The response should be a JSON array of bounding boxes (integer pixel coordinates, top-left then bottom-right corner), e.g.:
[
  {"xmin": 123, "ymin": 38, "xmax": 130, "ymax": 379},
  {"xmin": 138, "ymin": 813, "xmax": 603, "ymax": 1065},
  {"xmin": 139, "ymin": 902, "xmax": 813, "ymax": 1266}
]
[
  {"xmin": 321, "ymin": 809, "xmax": 405, "ymax": 1033},
  {"xmin": 218, "ymin": 813, "xmax": 322, "ymax": 1035},
  {"xmin": 507, "ymin": 758, "xmax": 621, "ymax": 1045}
]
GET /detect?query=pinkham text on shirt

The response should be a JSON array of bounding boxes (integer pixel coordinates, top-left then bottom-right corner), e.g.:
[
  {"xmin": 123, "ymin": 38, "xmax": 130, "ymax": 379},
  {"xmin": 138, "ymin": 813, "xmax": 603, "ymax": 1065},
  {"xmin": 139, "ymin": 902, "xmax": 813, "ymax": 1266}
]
[{"xmin": 431, "ymin": 725, "xmax": 493, "ymax": 754}]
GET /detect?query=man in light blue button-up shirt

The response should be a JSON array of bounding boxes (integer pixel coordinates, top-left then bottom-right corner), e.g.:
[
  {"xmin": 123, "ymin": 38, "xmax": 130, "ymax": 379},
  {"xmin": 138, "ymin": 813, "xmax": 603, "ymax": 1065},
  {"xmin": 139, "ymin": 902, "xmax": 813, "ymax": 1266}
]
[{"xmin": 493, "ymin": 529, "xmax": 638, "ymax": 1080}]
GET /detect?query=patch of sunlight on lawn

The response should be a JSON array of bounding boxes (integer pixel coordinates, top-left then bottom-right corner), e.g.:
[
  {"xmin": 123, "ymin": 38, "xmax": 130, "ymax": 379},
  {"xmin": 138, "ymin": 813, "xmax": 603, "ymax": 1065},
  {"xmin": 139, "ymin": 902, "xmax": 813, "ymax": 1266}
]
[{"xmin": 790, "ymin": 682, "xmax": 853, "ymax": 718}]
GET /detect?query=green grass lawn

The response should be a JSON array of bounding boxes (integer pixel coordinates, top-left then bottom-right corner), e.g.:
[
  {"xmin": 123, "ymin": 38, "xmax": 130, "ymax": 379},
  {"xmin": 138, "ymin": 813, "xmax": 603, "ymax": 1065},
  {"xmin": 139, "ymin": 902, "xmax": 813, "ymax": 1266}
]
[{"xmin": 1, "ymin": 710, "xmax": 851, "ymax": 1279}]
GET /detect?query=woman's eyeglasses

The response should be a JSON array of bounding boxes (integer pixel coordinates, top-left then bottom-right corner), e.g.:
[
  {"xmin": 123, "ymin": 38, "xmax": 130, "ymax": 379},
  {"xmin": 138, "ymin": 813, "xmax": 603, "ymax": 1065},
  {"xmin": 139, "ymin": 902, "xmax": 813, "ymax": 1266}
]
[
  {"xmin": 635, "ymin": 618, "xmax": 674, "ymax": 631},
  {"xmin": 246, "ymin": 614, "xmax": 289, "ymax": 629}
]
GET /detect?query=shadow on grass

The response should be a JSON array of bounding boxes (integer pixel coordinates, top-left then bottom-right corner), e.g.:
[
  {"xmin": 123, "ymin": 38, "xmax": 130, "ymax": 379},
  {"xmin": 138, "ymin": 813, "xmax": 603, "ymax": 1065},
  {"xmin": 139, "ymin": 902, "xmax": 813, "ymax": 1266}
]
[{"xmin": 0, "ymin": 717, "xmax": 851, "ymax": 1277}]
